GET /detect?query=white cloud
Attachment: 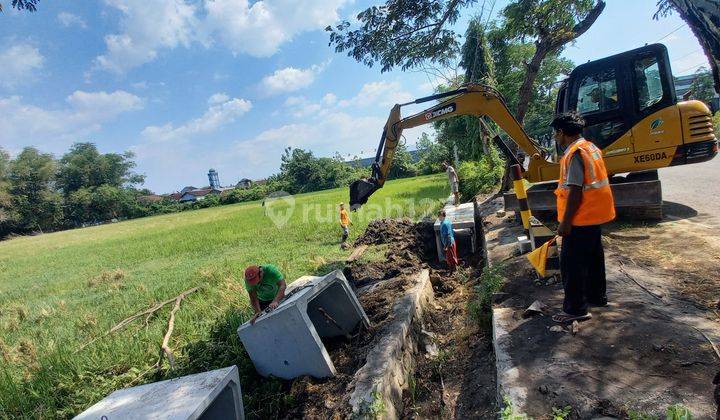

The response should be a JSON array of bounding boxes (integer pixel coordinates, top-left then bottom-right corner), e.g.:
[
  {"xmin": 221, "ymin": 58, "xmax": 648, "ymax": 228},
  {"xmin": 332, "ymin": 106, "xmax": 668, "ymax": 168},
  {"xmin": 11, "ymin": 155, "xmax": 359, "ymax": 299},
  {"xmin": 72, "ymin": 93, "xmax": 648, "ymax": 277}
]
[
  {"xmin": 141, "ymin": 95, "xmax": 251, "ymax": 142},
  {"xmin": 283, "ymin": 96, "xmax": 323, "ymax": 118},
  {"xmin": 322, "ymin": 93, "xmax": 337, "ymax": 105},
  {"xmin": 350, "ymin": 81, "xmax": 415, "ymax": 107},
  {"xmin": 0, "ymin": 43, "xmax": 44, "ymax": 89},
  {"xmin": 0, "ymin": 90, "xmax": 143, "ymax": 153},
  {"xmin": 260, "ymin": 64, "xmax": 324, "ymax": 95},
  {"xmin": 207, "ymin": 92, "xmax": 230, "ymax": 105},
  {"xmin": 96, "ymin": 0, "xmax": 346, "ymax": 74},
  {"xmin": 95, "ymin": 0, "xmax": 198, "ymax": 74},
  {"xmin": 202, "ymin": 0, "xmax": 346, "ymax": 57},
  {"xmin": 57, "ymin": 12, "xmax": 87, "ymax": 28}
]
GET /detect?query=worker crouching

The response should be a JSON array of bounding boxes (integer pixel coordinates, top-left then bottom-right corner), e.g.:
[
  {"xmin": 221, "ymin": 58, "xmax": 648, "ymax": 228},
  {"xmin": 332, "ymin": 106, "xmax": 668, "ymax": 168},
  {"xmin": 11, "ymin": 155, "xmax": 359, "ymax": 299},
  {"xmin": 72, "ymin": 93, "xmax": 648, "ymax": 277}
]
[
  {"xmin": 244, "ymin": 264, "xmax": 287, "ymax": 325},
  {"xmin": 551, "ymin": 112, "xmax": 615, "ymax": 324}
]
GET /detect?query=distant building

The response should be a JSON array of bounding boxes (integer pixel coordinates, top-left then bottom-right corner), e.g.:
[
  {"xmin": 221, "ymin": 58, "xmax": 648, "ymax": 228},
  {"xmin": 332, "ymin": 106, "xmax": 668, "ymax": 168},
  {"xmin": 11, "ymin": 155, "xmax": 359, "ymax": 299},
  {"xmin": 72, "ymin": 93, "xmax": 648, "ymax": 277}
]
[
  {"xmin": 236, "ymin": 178, "xmax": 253, "ymax": 189},
  {"xmin": 169, "ymin": 169, "xmax": 254, "ymax": 202},
  {"xmin": 179, "ymin": 188, "xmax": 219, "ymax": 202},
  {"xmin": 208, "ymin": 169, "xmax": 221, "ymax": 190},
  {"xmin": 675, "ymin": 73, "xmax": 720, "ymax": 112}
]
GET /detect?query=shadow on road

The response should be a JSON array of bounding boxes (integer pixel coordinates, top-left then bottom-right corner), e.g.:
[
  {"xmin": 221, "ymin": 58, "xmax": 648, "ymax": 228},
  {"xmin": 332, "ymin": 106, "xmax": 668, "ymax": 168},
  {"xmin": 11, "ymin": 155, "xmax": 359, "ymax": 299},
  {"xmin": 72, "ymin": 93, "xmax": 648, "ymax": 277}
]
[{"xmin": 663, "ymin": 200, "xmax": 698, "ymax": 220}]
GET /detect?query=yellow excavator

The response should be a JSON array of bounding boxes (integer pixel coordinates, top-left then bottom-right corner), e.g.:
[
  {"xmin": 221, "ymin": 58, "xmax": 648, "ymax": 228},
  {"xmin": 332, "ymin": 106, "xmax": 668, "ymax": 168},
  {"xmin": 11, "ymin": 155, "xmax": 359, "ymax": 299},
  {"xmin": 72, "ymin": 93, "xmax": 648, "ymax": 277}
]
[{"xmin": 349, "ymin": 44, "xmax": 717, "ymax": 219}]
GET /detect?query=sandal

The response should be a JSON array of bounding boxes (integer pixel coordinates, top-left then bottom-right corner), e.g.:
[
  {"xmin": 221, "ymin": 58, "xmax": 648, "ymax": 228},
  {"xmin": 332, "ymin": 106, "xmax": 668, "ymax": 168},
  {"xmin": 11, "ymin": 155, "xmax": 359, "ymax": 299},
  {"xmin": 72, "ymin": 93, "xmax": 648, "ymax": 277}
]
[{"xmin": 552, "ymin": 311, "xmax": 592, "ymax": 323}]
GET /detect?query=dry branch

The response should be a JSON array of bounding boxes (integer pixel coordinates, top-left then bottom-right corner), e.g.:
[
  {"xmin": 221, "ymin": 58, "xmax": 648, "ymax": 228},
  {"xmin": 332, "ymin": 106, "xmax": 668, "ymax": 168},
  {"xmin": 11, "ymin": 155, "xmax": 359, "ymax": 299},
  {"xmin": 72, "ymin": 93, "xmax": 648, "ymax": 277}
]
[
  {"xmin": 76, "ymin": 286, "xmax": 200, "ymax": 353},
  {"xmin": 156, "ymin": 287, "xmax": 195, "ymax": 371}
]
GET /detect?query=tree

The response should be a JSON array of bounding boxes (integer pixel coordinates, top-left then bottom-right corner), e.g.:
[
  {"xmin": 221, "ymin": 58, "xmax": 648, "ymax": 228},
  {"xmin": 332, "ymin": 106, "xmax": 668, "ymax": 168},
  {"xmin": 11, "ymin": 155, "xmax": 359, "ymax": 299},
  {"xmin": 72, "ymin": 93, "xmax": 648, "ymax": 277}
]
[
  {"xmin": 56, "ymin": 142, "xmax": 144, "ymax": 195},
  {"xmin": 0, "ymin": 148, "xmax": 17, "ymax": 238},
  {"xmin": 461, "ymin": 17, "xmax": 495, "ymax": 85},
  {"xmin": 387, "ymin": 142, "xmax": 417, "ymax": 179},
  {"xmin": 500, "ymin": 0, "xmax": 605, "ymax": 123},
  {"xmin": 8, "ymin": 147, "xmax": 63, "ymax": 233},
  {"xmin": 0, "ymin": 0, "xmax": 39, "ymax": 12},
  {"xmin": 329, "ymin": 0, "xmax": 603, "ymax": 124},
  {"xmin": 327, "ymin": 0, "xmax": 474, "ymax": 72},
  {"xmin": 415, "ymin": 132, "xmax": 450, "ymax": 174},
  {"xmin": 655, "ymin": 0, "xmax": 720, "ymax": 94},
  {"xmin": 278, "ymin": 147, "xmax": 366, "ymax": 194},
  {"xmin": 688, "ymin": 68, "xmax": 717, "ymax": 107}
]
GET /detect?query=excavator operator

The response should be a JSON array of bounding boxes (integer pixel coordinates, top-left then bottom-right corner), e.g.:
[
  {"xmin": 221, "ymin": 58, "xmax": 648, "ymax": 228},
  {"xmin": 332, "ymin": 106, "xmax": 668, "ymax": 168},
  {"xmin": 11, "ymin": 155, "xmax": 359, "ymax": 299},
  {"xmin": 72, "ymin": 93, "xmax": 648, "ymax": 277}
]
[{"xmin": 551, "ymin": 112, "xmax": 615, "ymax": 324}]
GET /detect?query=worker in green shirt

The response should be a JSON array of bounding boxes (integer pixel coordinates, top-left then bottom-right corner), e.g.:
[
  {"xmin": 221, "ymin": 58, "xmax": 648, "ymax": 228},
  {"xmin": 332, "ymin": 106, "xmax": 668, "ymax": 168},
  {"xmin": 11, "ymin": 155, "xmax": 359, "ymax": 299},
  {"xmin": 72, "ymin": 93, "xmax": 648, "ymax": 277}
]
[{"xmin": 244, "ymin": 264, "xmax": 287, "ymax": 324}]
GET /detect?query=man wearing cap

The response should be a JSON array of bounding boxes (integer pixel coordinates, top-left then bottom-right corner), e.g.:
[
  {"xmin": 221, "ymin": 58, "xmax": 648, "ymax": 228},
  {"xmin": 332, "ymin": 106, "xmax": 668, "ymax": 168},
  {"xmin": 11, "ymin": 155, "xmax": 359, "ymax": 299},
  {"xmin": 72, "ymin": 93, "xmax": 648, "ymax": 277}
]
[{"xmin": 244, "ymin": 264, "xmax": 287, "ymax": 324}]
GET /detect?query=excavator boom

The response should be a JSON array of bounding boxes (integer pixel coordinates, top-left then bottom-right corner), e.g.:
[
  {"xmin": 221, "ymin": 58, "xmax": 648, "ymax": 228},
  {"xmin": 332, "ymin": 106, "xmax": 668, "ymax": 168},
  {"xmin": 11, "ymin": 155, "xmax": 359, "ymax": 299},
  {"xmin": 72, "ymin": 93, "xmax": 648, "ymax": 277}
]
[{"xmin": 349, "ymin": 84, "xmax": 548, "ymax": 208}]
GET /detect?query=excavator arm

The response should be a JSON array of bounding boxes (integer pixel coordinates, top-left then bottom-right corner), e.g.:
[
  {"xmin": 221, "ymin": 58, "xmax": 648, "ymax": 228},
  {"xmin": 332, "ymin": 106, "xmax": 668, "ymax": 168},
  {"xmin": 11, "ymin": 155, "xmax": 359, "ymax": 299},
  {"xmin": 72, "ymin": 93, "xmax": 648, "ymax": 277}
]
[{"xmin": 349, "ymin": 84, "xmax": 553, "ymax": 209}]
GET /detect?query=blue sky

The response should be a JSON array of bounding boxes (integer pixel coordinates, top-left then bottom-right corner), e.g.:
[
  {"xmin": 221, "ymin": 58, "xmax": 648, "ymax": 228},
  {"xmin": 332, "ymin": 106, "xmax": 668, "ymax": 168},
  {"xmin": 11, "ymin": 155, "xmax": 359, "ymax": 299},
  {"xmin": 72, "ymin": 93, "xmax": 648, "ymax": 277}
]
[{"xmin": 0, "ymin": 0, "xmax": 708, "ymax": 193}]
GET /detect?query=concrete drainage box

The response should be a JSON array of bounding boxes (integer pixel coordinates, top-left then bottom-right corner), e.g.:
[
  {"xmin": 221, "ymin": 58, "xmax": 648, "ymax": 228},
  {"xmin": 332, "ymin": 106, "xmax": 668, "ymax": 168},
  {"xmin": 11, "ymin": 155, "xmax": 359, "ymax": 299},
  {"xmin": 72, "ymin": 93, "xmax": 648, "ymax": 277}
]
[
  {"xmin": 74, "ymin": 365, "xmax": 244, "ymax": 420},
  {"xmin": 238, "ymin": 270, "xmax": 369, "ymax": 379},
  {"xmin": 434, "ymin": 202, "xmax": 477, "ymax": 262}
]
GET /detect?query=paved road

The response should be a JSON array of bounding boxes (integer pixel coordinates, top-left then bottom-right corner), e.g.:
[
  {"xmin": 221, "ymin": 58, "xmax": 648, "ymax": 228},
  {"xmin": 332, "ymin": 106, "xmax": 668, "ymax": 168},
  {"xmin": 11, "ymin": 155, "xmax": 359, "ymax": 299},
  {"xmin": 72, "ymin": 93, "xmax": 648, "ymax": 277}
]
[{"xmin": 660, "ymin": 156, "xmax": 720, "ymax": 222}]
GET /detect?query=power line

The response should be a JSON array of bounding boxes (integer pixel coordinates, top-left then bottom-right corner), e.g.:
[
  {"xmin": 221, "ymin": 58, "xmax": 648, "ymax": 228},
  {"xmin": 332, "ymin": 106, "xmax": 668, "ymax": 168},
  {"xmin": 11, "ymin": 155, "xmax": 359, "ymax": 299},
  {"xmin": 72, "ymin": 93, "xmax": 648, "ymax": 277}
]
[
  {"xmin": 676, "ymin": 61, "xmax": 709, "ymax": 74},
  {"xmin": 654, "ymin": 23, "xmax": 686, "ymax": 43},
  {"xmin": 670, "ymin": 48, "xmax": 702, "ymax": 64}
]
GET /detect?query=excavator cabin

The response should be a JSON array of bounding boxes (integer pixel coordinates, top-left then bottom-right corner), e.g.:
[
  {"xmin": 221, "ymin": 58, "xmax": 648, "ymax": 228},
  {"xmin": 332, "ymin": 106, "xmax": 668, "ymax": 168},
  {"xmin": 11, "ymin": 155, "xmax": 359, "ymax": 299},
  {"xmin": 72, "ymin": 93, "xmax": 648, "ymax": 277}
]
[{"xmin": 556, "ymin": 43, "xmax": 716, "ymax": 173}]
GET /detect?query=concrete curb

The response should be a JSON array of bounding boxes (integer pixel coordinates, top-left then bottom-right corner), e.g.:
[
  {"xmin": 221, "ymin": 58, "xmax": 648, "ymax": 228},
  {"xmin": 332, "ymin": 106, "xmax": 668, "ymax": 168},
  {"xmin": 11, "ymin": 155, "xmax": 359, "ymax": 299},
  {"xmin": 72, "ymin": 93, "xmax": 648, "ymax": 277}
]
[
  {"xmin": 491, "ymin": 307, "xmax": 526, "ymax": 411},
  {"xmin": 349, "ymin": 269, "xmax": 434, "ymax": 419}
]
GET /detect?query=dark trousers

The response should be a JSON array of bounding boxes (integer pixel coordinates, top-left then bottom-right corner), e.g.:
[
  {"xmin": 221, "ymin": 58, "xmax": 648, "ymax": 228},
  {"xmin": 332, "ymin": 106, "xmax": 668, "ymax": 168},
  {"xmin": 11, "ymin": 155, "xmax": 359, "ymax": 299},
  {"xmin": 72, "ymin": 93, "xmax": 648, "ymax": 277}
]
[{"xmin": 560, "ymin": 224, "xmax": 607, "ymax": 316}]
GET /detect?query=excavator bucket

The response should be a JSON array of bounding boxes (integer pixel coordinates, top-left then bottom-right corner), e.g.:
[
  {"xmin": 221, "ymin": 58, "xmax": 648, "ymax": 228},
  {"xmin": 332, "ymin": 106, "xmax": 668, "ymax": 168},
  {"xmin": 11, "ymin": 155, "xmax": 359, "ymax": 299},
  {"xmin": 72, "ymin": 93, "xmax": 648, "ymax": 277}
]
[{"xmin": 349, "ymin": 178, "xmax": 379, "ymax": 210}]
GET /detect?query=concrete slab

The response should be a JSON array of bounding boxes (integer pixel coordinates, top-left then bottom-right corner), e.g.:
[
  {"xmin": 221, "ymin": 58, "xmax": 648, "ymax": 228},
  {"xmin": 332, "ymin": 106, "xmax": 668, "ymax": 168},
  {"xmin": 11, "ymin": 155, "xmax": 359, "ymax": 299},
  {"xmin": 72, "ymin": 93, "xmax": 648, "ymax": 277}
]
[
  {"xmin": 434, "ymin": 202, "xmax": 477, "ymax": 262},
  {"xmin": 349, "ymin": 269, "xmax": 433, "ymax": 420},
  {"xmin": 74, "ymin": 366, "xmax": 243, "ymax": 420},
  {"xmin": 238, "ymin": 270, "xmax": 369, "ymax": 379}
]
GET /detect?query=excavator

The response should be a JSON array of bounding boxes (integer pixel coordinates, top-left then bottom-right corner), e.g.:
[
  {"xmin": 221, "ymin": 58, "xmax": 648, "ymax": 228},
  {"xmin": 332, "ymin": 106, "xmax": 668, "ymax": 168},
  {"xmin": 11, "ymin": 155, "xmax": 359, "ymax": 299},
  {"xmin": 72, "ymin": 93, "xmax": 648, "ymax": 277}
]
[{"xmin": 349, "ymin": 44, "xmax": 717, "ymax": 219}]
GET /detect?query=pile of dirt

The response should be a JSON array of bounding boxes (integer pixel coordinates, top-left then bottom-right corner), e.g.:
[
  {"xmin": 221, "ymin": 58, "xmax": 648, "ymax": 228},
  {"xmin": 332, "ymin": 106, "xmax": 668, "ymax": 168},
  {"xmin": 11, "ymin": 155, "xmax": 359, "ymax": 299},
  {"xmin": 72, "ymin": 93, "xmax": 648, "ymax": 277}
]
[
  {"xmin": 344, "ymin": 218, "xmax": 437, "ymax": 289},
  {"xmin": 354, "ymin": 218, "xmax": 436, "ymax": 260}
]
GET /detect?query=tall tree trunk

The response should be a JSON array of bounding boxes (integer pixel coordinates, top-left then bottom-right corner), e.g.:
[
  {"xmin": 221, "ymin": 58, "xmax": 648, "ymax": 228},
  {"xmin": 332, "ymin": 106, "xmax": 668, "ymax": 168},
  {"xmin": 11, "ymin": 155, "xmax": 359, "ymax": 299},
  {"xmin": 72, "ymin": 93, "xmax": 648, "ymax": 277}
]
[
  {"xmin": 499, "ymin": 0, "xmax": 605, "ymax": 193},
  {"xmin": 516, "ymin": 46, "xmax": 548, "ymax": 124},
  {"xmin": 668, "ymin": 0, "xmax": 720, "ymax": 93}
]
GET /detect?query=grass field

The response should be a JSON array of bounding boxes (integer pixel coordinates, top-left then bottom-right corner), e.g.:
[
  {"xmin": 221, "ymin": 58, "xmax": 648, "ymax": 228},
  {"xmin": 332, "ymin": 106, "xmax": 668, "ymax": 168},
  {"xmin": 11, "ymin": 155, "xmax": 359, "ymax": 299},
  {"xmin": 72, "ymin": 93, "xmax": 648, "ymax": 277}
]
[{"xmin": 0, "ymin": 174, "xmax": 447, "ymax": 419}]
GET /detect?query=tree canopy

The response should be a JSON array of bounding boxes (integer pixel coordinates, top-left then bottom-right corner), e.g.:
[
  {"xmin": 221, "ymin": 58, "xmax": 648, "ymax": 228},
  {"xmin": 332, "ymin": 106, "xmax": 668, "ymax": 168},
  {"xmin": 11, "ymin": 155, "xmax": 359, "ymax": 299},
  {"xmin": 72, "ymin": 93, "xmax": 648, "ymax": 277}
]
[
  {"xmin": 688, "ymin": 68, "xmax": 717, "ymax": 108},
  {"xmin": 0, "ymin": 0, "xmax": 39, "ymax": 12},
  {"xmin": 327, "ymin": 0, "xmax": 474, "ymax": 72}
]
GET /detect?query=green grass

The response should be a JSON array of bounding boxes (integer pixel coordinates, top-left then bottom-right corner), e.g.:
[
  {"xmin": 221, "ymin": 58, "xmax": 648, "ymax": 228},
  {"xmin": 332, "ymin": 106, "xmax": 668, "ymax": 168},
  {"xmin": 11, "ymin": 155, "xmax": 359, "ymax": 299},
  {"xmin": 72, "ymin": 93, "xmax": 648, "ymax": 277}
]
[{"xmin": 0, "ymin": 174, "xmax": 448, "ymax": 419}]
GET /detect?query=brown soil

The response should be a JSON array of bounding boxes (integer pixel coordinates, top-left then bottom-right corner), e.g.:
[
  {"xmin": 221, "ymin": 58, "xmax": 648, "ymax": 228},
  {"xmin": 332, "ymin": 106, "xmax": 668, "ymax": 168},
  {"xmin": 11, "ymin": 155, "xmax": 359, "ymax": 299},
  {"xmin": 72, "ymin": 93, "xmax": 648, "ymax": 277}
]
[
  {"xmin": 284, "ymin": 219, "xmax": 436, "ymax": 419},
  {"xmin": 402, "ymin": 269, "xmax": 497, "ymax": 419},
  {"xmin": 282, "ymin": 217, "xmax": 497, "ymax": 419}
]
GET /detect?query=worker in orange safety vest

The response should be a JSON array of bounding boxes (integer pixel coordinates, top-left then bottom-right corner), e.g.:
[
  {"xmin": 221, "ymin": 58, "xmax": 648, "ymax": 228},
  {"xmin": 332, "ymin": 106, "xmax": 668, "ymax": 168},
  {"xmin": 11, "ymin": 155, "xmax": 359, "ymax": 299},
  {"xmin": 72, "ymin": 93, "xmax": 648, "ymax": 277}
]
[{"xmin": 551, "ymin": 112, "xmax": 615, "ymax": 324}]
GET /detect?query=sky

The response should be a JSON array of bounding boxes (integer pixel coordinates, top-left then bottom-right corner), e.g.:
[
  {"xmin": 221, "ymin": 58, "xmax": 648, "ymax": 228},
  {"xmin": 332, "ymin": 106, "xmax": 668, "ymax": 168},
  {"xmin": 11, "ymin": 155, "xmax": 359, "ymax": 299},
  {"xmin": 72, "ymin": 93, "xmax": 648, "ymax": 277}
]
[{"xmin": 0, "ymin": 0, "xmax": 709, "ymax": 193}]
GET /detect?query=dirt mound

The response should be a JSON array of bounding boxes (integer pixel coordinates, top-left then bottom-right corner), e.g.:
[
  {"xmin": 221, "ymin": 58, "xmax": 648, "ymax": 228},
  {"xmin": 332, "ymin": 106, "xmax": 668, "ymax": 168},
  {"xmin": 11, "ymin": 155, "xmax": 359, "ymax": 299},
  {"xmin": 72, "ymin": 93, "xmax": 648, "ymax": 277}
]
[
  {"xmin": 354, "ymin": 218, "xmax": 436, "ymax": 260},
  {"xmin": 345, "ymin": 218, "xmax": 437, "ymax": 289}
]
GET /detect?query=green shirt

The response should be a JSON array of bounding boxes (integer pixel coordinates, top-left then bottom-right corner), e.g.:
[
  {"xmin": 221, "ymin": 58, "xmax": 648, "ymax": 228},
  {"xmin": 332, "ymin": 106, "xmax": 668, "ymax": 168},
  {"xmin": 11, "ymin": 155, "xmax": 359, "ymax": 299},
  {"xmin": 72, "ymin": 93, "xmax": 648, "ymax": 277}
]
[{"xmin": 245, "ymin": 264, "xmax": 284, "ymax": 302}]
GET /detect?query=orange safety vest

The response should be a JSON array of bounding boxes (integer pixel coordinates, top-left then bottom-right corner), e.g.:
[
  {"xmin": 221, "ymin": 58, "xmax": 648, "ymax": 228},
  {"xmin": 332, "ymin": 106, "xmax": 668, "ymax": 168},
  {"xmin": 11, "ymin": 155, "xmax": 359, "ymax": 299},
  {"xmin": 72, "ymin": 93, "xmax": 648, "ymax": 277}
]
[{"xmin": 555, "ymin": 138, "xmax": 616, "ymax": 226}]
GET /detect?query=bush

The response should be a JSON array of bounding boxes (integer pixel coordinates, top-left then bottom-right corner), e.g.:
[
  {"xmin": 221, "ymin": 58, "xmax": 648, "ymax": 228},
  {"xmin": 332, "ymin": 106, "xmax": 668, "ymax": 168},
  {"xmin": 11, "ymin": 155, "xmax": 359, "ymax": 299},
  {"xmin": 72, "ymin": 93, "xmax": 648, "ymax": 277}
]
[{"xmin": 457, "ymin": 148, "xmax": 504, "ymax": 200}]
